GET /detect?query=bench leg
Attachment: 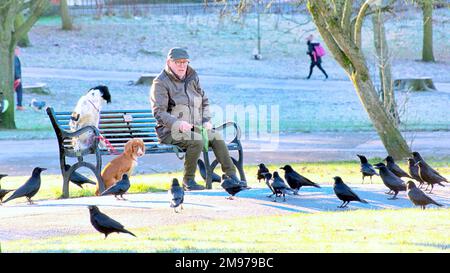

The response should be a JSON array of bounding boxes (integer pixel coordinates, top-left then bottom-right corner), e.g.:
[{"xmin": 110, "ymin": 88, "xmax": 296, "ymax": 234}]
[{"xmin": 202, "ymin": 151, "xmax": 213, "ymax": 189}]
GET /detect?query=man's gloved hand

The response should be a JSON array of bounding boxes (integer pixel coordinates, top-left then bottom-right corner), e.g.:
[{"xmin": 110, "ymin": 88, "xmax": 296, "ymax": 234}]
[
  {"xmin": 178, "ymin": 121, "xmax": 193, "ymax": 133},
  {"xmin": 203, "ymin": 121, "xmax": 213, "ymax": 131}
]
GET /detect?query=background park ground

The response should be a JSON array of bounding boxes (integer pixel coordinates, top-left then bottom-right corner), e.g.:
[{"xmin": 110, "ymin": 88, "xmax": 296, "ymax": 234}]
[{"xmin": 0, "ymin": 3, "xmax": 449, "ymax": 253}]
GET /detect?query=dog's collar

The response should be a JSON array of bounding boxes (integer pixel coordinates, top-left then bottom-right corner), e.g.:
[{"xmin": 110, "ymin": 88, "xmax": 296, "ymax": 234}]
[{"xmin": 87, "ymin": 99, "xmax": 100, "ymax": 113}]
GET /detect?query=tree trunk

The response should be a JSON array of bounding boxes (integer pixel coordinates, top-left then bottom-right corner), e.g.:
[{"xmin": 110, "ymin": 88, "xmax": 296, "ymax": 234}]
[
  {"xmin": 14, "ymin": 14, "xmax": 31, "ymax": 47},
  {"xmin": 421, "ymin": 0, "xmax": 435, "ymax": 62},
  {"xmin": 60, "ymin": 0, "xmax": 73, "ymax": 30},
  {"xmin": 372, "ymin": 7, "xmax": 399, "ymax": 125},
  {"xmin": 0, "ymin": 0, "xmax": 48, "ymax": 129},
  {"xmin": 0, "ymin": 45, "xmax": 17, "ymax": 129},
  {"xmin": 350, "ymin": 72, "xmax": 410, "ymax": 159},
  {"xmin": 307, "ymin": 0, "xmax": 411, "ymax": 160}
]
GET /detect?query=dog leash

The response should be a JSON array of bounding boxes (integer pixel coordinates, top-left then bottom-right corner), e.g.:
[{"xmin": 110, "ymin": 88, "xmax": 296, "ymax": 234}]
[{"xmin": 95, "ymin": 135, "xmax": 120, "ymax": 155}]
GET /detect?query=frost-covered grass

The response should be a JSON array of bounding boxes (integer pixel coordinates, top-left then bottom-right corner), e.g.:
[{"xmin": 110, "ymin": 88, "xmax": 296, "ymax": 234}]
[
  {"xmin": 3, "ymin": 209, "xmax": 449, "ymax": 252},
  {"xmin": 22, "ymin": 8, "xmax": 450, "ymax": 81}
]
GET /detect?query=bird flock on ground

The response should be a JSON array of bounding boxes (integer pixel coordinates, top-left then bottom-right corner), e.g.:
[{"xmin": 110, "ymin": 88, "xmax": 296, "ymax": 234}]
[{"xmin": 0, "ymin": 151, "xmax": 447, "ymax": 238}]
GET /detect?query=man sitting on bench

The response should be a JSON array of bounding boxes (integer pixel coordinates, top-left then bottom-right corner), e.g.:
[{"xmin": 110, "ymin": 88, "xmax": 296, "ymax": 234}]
[{"xmin": 150, "ymin": 47, "xmax": 245, "ymax": 191}]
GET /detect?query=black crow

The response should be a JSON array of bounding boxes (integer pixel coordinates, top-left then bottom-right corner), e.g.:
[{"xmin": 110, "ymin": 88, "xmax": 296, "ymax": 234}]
[
  {"xmin": 413, "ymin": 152, "xmax": 448, "ymax": 193},
  {"xmin": 280, "ymin": 165, "xmax": 320, "ymax": 195},
  {"xmin": 356, "ymin": 154, "xmax": 378, "ymax": 183},
  {"xmin": 406, "ymin": 181, "xmax": 443, "ymax": 210},
  {"xmin": 271, "ymin": 172, "xmax": 295, "ymax": 202},
  {"xmin": 257, "ymin": 163, "xmax": 270, "ymax": 183},
  {"xmin": 374, "ymin": 163, "xmax": 406, "ymax": 199},
  {"xmin": 333, "ymin": 176, "xmax": 368, "ymax": 208},
  {"xmin": 221, "ymin": 174, "xmax": 248, "ymax": 200},
  {"xmin": 264, "ymin": 172, "xmax": 276, "ymax": 198},
  {"xmin": 101, "ymin": 174, "xmax": 130, "ymax": 200},
  {"xmin": 88, "ymin": 205, "xmax": 136, "ymax": 239},
  {"xmin": 407, "ymin": 158, "xmax": 425, "ymax": 188},
  {"xmin": 64, "ymin": 164, "xmax": 96, "ymax": 189},
  {"xmin": 3, "ymin": 167, "xmax": 46, "ymax": 205},
  {"xmin": 197, "ymin": 159, "xmax": 221, "ymax": 183},
  {"xmin": 415, "ymin": 160, "xmax": 446, "ymax": 194},
  {"xmin": 385, "ymin": 156, "xmax": 412, "ymax": 178},
  {"xmin": 0, "ymin": 176, "xmax": 13, "ymax": 205},
  {"xmin": 168, "ymin": 178, "xmax": 184, "ymax": 213}
]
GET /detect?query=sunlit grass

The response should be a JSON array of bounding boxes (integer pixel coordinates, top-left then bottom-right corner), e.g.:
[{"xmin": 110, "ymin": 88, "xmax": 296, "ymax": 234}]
[
  {"xmin": 2, "ymin": 209, "xmax": 449, "ymax": 253},
  {"xmin": 1, "ymin": 160, "xmax": 448, "ymax": 204}
]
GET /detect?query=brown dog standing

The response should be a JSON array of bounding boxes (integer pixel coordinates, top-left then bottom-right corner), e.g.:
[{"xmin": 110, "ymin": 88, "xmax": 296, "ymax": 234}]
[{"xmin": 96, "ymin": 138, "xmax": 145, "ymax": 195}]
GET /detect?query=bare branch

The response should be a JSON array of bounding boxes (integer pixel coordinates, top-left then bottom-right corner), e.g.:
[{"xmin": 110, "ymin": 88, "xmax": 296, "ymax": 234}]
[{"xmin": 13, "ymin": 0, "xmax": 48, "ymax": 43}]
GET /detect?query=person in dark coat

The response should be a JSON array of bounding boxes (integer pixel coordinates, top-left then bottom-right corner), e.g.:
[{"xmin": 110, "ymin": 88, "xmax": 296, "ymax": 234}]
[
  {"xmin": 14, "ymin": 47, "xmax": 25, "ymax": 111},
  {"xmin": 306, "ymin": 34, "xmax": 328, "ymax": 80}
]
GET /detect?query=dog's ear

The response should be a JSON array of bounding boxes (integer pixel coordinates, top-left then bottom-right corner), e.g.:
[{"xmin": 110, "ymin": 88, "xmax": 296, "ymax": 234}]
[
  {"xmin": 140, "ymin": 139, "xmax": 146, "ymax": 154},
  {"xmin": 124, "ymin": 140, "xmax": 134, "ymax": 154}
]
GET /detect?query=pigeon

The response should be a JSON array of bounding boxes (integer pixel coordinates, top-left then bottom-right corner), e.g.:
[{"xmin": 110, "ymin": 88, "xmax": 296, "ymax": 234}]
[
  {"xmin": 257, "ymin": 163, "xmax": 270, "ymax": 183},
  {"xmin": 333, "ymin": 176, "xmax": 368, "ymax": 208},
  {"xmin": 29, "ymin": 98, "xmax": 46, "ymax": 111},
  {"xmin": 221, "ymin": 174, "xmax": 248, "ymax": 200},
  {"xmin": 407, "ymin": 158, "xmax": 425, "ymax": 188},
  {"xmin": 264, "ymin": 172, "xmax": 276, "ymax": 198},
  {"xmin": 0, "ymin": 175, "xmax": 14, "ymax": 205},
  {"xmin": 101, "ymin": 174, "xmax": 130, "ymax": 200},
  {"xmin": 168, "ymin": 178, "xmax": 184, "ymax": 213},
  {"xmin": 415, "ymin": 160, "xmax": 446, "ymax": 194},
  {"xmin": 197, "ymin": 159, "xmax": 221, "ymax": 183},
  {"xmin": 88, "ymin": 205, "xmax": 136, "ymax": 239},
  {"xmin": 357, "ymin": 154, "xmax": 378, "ymax": 183},
  {"xmin": 64, "ymin": 164, "xmax": 96, "ymax": 189},
  {"xmin": 374, "ymin": 163, "xmax": 406, "ymax": 199},
  {"xmin": 385, "ymin": 155, "xmax": 412, "ymax": 178},
  {"xmin": 3, "ymin": 167, "xmax": 46, "ymax": 205},
  {"xmin": 406, "ymin": 181, "xmax": 443, "ymax": 210},
  {"xmin": 271, "ymin": 171, "xmax": 295, "ymax": 202},
  {"xmin": 280, "ymin": 165, "xmax": 321, "ymax": 194}
]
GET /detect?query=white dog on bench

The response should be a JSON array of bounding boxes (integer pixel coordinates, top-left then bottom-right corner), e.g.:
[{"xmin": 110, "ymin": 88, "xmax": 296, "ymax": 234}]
[{"xmin": 70, "ymin": 85, "xmax": 111, "ymax": 152}]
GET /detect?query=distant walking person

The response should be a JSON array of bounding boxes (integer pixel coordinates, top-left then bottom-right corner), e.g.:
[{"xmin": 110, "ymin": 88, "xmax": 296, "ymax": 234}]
[
  {"xmin": 14, "ymin": 47, "xmax": 25, "ymax": 111},
  {"xmin": 306, "ymin": 34, "xmax": 328, "ymax": 80}
]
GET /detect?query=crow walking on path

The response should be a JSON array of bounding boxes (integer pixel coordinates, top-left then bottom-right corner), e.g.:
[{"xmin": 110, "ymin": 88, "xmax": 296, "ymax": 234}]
[
  {"xmin": 101, "ymin": 174, "xmax": 131, "ymax": 200},
  {"xmin": 257, "ymin": 163, "xmax": 270, "ymax": 183},
  {"xmin": 406, "ymin": 181, "xmax": 443, "ymax": 210},
  {"xmin": 333, "ymin": 176, "xmax": 368, "ymax": 208},
  {"xmin": 3, "ymin": 167, "xmax": 46, "ymax": 205},
  {"xmin": 357, "ymin": 154, "xmax": 378, "ymax": 183},
  {"xmin": 88, "ymin": 205, "xmax": 136, "ymax": 239},
  {"xmin": 280, "ymin": 165, "xmax": 321, "ymax": 195},
  {"xmin": 374, "ymin": 163, "xmax": 406, "ymax": 200},
  {"xmin": 385, "ymin": 156, "xmax": 411, "ymax": 178},
  {"xmin": 168, "ymin": 178, "xmax": 184, "ymax": 213}
]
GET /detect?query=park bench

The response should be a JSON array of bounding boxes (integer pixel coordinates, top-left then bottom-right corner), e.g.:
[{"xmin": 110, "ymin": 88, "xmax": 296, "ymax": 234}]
[{"xmin": 46, "ymin": 107, "xmax": 246, "ymax": 198}]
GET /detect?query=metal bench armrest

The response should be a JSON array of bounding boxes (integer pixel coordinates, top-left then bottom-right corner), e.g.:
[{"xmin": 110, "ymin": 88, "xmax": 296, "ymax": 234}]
[{"xmin": 213, "ymin": 121, "xmax": 241, "ymax": 144}]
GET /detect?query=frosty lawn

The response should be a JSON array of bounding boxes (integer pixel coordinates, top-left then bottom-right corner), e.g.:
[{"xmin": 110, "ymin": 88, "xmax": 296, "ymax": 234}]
[{"xmin": 2, "ymin": 209, "xmax": 449, "ymax": 253}]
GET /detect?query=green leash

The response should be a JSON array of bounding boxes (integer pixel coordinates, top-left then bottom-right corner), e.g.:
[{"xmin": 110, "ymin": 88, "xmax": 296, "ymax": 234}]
[{"xmin": 200, "ymin": 126, "xmax": 209, "ymax": 152}]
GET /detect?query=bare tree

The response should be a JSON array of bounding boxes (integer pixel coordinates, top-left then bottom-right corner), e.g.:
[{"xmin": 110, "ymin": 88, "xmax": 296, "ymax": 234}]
[
  {"xmin": 60, "ymin": 0, "xmax": 73, "ymax": 30},
  {"xmin": 14, "ymin": 13, "xmax": 31, "ymax": 47},
  {"xmin": 0, "ymin": 0, "xmax": 48, "ymax": 129},
  {"xmin": 371, "ymin": 2, "xmax": 399, "ymax": 125},
  {"xmin": 307, "ymin": 0, "xmax": 411, "ymax": 159},
  {"xmin": 419, "ymin": 0, "xmax": 435, "ymax": 62}
]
